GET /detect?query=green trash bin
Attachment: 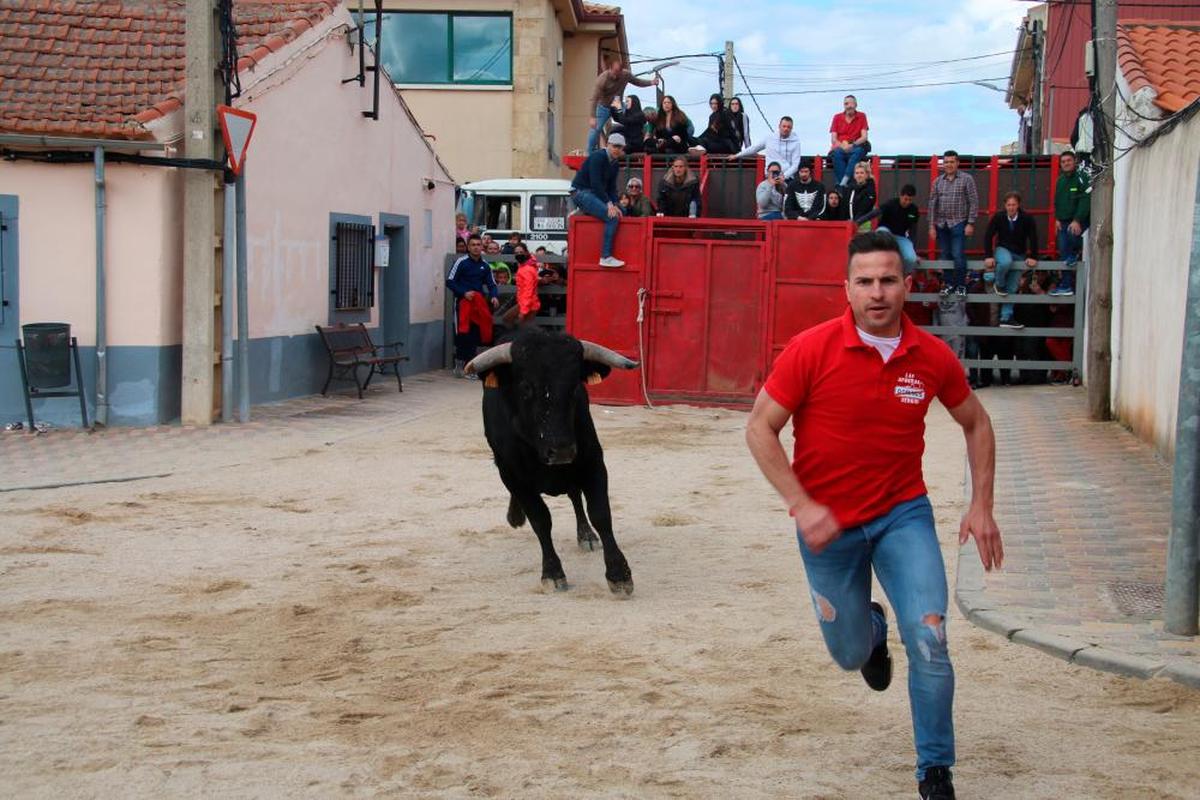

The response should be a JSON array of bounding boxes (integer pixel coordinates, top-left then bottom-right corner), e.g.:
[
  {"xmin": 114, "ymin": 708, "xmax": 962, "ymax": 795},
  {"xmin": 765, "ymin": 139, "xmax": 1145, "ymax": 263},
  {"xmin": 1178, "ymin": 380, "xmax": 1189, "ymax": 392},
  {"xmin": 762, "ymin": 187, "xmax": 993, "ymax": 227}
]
[{"xmin": 21, "ymin": 322, "xmax": 72, "ymax": 389}]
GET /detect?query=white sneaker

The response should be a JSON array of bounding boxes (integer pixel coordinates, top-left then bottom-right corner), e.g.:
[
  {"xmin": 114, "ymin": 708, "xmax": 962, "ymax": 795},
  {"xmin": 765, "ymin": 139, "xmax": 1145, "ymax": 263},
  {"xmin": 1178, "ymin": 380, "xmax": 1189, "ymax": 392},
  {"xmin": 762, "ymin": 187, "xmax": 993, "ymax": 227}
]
[{"xmin": 599, "ymin": 256, "xmax": 625, "ymax": 268}]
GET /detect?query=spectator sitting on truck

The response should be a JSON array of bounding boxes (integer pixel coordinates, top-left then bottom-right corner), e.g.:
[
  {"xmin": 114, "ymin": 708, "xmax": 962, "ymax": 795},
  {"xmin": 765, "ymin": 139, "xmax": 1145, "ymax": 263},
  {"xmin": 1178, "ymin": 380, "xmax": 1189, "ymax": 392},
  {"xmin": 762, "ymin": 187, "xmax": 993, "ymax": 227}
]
[
  {"xmin": 620, "ymin": 177, "xmax": 656, "ymax": 217},
  {"xmin": 652, "ymin": 96, "xmax": 691, "ymax": 154},
  {"xmin": 846, "ymin": 162, "xmax": 877, "ymax": 232},
  {"xmin": 859, "ymin": 184, "xmax": 921, "ymax": 271},
  {"xmin": 817, "ymin": 189, "xmax": 849, "ymax": 221},
  {"xmin": 697, "ymin": 93, "xmax": 739, "ymax": 154},
  {"xmin": 784, "ymin": 160, "xmax": 827, "ymax": 220},
  {"xmin": 982, "ymin": 190, "xmax": 1040, "ymax": 329},
  {"xmin": 756, "ymin": 161, "xmax": 788, "ymax": 221},
  {"xmin": 729, "ymin": 115, "xmax": 802, "ymax": 179},
  {"xmin": 828, "ymin": 94, "xmax": 870, "ymax": 187},
  {"xmin": 569, "ymin": 132, "xmax": 627, "ymax": 268},
  {"xmin": 609, "ymin": 95, "xmax": 648, "ymax": 154},
  {"xmin": 728, "ymin": 96, "xmax": 751, "ymax": 149},
  {"xmin": 657, "ymin": 156, "xmax": 700, "ymax": 218},
  {"xmin": 587, "ymin": 55, "xmax": 658, "ymax": 153}
]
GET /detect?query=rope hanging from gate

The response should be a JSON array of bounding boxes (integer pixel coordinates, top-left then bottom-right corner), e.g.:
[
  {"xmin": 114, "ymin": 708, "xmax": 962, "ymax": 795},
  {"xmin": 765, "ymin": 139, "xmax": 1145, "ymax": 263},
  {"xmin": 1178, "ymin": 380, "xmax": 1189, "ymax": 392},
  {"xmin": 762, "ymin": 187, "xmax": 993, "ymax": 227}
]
[{"xmin": 636, "ymin": 288, "xmax": 655, "ymax": 410}]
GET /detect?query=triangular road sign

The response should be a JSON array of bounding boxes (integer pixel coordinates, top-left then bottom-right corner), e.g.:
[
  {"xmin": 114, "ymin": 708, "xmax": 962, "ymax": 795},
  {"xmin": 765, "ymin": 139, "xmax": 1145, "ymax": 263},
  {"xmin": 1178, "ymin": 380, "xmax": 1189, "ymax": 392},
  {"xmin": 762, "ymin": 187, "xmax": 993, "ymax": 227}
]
[{"xmin": 217, "ymin": 105, "xmax": 257, "ymax": 175}]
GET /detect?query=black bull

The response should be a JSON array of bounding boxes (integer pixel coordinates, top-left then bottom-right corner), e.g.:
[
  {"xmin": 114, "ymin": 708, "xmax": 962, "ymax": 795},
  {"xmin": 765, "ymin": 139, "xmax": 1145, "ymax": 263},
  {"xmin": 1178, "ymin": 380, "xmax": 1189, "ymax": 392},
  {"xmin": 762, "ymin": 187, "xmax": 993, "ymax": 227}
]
[{"xmin": 465, "ymin": 328, "xmax": 639, "ymax": 594}]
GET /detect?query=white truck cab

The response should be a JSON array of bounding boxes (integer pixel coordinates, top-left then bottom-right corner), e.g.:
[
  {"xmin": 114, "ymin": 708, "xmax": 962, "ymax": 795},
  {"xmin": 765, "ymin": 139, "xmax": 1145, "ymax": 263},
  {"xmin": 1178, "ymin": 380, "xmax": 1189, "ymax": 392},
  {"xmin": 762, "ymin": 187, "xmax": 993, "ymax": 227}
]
[{"xmin": 457, "ymin": 178, "xmax": 573, "ymax": 254}]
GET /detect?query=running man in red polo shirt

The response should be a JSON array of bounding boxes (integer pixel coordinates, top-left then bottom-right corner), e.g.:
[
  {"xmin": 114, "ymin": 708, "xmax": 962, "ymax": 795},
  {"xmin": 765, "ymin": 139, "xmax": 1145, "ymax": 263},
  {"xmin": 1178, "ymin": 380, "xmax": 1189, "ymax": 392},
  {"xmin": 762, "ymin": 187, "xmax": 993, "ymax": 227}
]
[{"xmin": 746, "ymin": 231, "xmax": 1003, "ymax": 800}]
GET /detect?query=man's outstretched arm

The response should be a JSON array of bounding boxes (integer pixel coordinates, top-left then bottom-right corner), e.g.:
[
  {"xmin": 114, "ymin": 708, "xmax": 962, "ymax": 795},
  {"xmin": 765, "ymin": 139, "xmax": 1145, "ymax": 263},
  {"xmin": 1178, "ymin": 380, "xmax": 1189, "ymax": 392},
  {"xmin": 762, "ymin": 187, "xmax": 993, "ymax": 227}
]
[{"xmin": 947, "ymin": 393, "xmax": 1004, "ymax": 571}]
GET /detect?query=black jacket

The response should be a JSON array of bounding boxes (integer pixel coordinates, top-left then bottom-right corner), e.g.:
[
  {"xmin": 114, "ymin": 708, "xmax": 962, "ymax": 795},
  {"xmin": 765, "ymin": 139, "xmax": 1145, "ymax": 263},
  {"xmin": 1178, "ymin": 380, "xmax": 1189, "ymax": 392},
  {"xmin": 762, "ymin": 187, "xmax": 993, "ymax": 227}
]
[
  {"xmin": 983, "ymin": 210, "xmax": 1040, "ymax": 258},
  {"xmin": 611, "ymin": 106, "xmax": 647, "ymax": 153},
  {"xmin": 698, "ymin": 109, "xmax": 738, "ymax": 154},
  {"xmin": 818, "ymin": 199, "xmax": 849, "ymax": 221},
  {"xmin": 784, "ymin": 177, "xmax": 827, "ymax": 220},
  {"xmin": 860, "ymin": 197, "xmax": 921, "ymax": 238},
  {"xmin": 653, "ymin": 115, "xmax": 691, "ymax": 154},
  {"xmin": 846, "ymin": 178, "xmax": 877, "ymax": 223},
  {"xmin": 657, "ymin": 176, "xmax": 700, "ymax": 217}
]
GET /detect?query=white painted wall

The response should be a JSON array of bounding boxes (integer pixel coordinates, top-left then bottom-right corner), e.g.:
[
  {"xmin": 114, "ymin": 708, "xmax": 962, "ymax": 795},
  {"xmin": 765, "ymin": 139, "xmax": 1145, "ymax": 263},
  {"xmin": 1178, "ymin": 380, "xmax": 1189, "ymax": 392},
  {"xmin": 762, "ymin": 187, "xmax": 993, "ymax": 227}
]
[{"xmin": 1112, "ymin": 95, "xmax": 1199, "ymax": 458}]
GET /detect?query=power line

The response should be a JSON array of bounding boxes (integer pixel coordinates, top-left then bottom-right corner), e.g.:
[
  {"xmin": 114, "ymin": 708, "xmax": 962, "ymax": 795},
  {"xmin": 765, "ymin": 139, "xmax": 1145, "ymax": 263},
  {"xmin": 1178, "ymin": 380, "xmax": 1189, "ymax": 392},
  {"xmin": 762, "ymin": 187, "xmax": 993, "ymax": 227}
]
[
  {"xmin": 731, "ymin": 54, "xmax": 774, "ymax": 131},
  {"xmin": 733, "ymin": 48, "xmax": 1030, "ymax": 69},
  {"xmin": 713, "ymin": 75, "xmax": 1013, "ymax": 98}
]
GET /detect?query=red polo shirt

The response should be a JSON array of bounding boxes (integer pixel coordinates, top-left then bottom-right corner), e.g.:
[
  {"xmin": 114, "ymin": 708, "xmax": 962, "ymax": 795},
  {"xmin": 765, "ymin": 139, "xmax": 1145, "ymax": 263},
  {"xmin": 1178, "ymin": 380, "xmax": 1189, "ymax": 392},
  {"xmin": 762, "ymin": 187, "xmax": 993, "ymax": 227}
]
[
  {"xmin": 830, "ymin": 112, "xmax": 868, "ymax": 143},
  {"xmin": 764, "ymin": 307, "xmax": 970, "ymax": 528}
]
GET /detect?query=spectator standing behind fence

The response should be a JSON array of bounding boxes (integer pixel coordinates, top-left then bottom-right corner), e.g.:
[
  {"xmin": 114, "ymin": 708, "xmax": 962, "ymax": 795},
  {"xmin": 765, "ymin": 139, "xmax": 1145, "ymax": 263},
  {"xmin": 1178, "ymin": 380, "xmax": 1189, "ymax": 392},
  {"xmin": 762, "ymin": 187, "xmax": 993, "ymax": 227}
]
[
  {"xmin": 511, "ymin": 243, "xmax": 541, "ymax": 325},
  {"xmin": 697, "ymin": 93, "xmax": 739, "ymax": 154},
  {"xmin": 784, "ymin": 160, "xmax": 827, "ymax": 220},
  {"xmin": 657, "ymin": 157, "xmax": 700, "ymax": 218},
  {"xmin": 610, "ymin": 95, "xmax": 648, "ymax": 154},
  {"xmin": 756, "ymin": 162, "xmax": 788, "ymax": 221},
  {"xmin": 817, "ymin": 189, "xmax": 849, "ymax": 221},
  {"xmin": 619, "ymin": 177, "xmax": 655, "ymax": 217},
  {"xmin": 860, "ymin": 184, "xmax": 921, "ymax": 272},
  {"xmin": 652, "ymin": 96, "xmax": 691, "ymax": 154},
  {"xmin": 455, "ymin": 212, "xmax": 470, "ymax": 243},
  {"xmin": 982, "ymin": 191, "xmax": 1039, "ymax": 329},
  {"xmin": 729, "ymin": 116, "xmax": 803, "ymax": 179},
  {"xmin": 500, "ymin": 231, "xmax": 522, "ymax": 255},
  {"xmin": 829, "ymin": 95, "xmax": 870, "ymax": 187},
  {"xmin": 845, "ymin": 162, "xmax": 877, "ymax": 233},
  {"xmin": 1052, "ymin": 151, "xmax": 1089, "ymax": 297},
  {"xmin": 570, "ymin": 133, "xmax": 627, "ymax": 268},
  {"xmin": 728, "ymin": 96, "xmax": 751, "ymax": 149},
  {"xmin": 447, "ymin": 234, "xmax": 499, "ymax": 377},
  {"xmin": 587, "ymin": 56, "xmax": 658, "ymax": 153},
  {"xmin": 928, "ymin": 150, "xmax": 978, "ymax": 298}
]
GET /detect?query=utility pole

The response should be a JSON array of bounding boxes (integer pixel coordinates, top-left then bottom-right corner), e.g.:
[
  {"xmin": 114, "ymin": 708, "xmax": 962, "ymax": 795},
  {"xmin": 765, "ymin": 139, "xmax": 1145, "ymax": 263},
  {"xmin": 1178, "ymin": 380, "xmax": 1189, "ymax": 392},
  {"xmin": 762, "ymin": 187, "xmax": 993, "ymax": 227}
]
[
  {"xmin": 723, "ymin": 41, "xmax": 735, "ymax": 104},
  {"xmin": 1030, "ymin": 18, "xmax": 1044, "ymax": 153},
  {"xmin": 1165, "ymin": 168, "xmax": 1200, "ymax": 636},
  {"xmin": 1086, "ymin": 0, "xmax": 1115, "ymax": 421},
  {"xmin": 182, "ymin": 0, "xmax": 223, "ymax": 425}
]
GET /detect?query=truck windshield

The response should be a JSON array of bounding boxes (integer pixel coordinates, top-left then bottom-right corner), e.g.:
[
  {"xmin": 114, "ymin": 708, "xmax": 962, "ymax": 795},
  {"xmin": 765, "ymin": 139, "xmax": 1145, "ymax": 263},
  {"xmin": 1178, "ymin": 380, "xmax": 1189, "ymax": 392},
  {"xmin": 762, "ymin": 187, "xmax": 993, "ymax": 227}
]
[{"xmin": 472, "ymin": 195, "xmax": 522, "ymax": 232}]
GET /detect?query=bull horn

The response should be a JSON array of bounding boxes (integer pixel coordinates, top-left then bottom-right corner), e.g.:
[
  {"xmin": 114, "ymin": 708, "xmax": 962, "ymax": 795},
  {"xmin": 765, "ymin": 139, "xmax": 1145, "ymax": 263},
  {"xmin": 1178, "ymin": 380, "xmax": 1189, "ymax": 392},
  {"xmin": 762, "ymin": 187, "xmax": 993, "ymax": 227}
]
[
  {"xmin": 464, "ymin": 342, "xmax": 513, "ymax": 375},
  {"xmin": 580, "ymin": 340, "xmax": 639, "ymax": 370}
]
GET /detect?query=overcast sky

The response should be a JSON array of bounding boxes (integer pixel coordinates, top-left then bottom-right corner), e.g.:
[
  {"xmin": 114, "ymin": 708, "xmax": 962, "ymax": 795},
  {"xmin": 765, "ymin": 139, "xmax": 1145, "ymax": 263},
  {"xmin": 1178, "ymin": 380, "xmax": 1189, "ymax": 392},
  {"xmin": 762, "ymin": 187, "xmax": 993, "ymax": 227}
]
[{"xmin": 620, "ymin": 0, "xmax": 1030, "ymax": 155}]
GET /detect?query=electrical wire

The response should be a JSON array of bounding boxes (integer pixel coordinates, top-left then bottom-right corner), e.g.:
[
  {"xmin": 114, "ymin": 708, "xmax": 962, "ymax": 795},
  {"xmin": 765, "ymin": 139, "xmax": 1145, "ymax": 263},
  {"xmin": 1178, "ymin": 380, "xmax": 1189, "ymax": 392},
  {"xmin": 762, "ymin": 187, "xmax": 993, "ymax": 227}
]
[
  {"xmin": 731, "ymin": 54, "xmax": 774, "ymax": 132},
  {"xmin": 734, "ymin": 48, "xmax": 1031, "ymax": 71},
  {"xmin": 218, "ymin": 0, "xmax": 242, "ymax": 103},
  {"xmin": 702, "ymin": 75, "xmax": 1012, "ymax": 99}
]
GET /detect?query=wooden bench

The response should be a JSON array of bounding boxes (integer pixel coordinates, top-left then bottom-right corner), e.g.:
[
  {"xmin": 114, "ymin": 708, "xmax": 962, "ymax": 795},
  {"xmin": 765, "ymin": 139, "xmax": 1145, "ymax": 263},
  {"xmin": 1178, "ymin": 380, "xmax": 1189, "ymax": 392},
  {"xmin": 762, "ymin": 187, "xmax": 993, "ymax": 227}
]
[{"xmin": 315, "ymin": 323, "xmax": 408, "ymax": 398}]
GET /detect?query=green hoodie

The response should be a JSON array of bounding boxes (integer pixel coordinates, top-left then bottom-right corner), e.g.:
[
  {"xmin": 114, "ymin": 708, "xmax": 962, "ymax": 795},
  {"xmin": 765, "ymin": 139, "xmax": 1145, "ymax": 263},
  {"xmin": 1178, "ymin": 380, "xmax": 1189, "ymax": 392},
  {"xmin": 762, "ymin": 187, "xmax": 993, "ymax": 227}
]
[{"xmin": 1054, "ymin": 168, "xmax": 1090, "ymax": 225}]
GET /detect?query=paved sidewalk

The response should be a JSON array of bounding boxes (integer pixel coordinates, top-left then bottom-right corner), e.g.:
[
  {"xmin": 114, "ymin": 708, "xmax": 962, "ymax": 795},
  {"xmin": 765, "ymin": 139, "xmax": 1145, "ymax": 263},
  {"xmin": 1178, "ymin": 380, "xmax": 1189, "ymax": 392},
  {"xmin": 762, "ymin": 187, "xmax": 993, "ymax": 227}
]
[
  {"xmin": 957, "ymin": 385, "xmax": 1200, "ymax": 688},
  {"xmin": 0, "ymin": 372, "xmax": 462, "ymax": 493}
]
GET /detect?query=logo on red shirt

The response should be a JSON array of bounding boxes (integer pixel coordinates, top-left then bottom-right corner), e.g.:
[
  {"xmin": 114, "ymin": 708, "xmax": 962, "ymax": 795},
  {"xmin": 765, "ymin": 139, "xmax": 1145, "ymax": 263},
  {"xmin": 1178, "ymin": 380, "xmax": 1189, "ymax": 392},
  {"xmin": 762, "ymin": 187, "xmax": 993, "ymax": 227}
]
[{"xmin": 894, "ymin": 372, "xmax": 926, "ymax": 405}]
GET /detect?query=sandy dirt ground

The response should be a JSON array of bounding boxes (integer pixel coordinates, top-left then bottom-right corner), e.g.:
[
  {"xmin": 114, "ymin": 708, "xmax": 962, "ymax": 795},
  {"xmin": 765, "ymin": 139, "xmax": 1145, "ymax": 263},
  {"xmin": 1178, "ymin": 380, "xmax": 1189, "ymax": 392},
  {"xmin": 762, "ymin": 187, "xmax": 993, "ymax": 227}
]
[{"xmin": 1, "ymin": 382, "xmax": 1198, "ymax": 798}]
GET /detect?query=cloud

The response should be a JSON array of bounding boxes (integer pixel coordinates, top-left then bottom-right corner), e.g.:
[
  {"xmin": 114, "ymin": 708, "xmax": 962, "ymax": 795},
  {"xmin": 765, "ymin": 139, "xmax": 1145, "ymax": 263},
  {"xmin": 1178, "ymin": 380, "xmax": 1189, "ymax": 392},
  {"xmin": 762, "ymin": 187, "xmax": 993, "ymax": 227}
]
[{"xmin": 620, "ymin": 0, "xmax": 1028, "ymax": 155}]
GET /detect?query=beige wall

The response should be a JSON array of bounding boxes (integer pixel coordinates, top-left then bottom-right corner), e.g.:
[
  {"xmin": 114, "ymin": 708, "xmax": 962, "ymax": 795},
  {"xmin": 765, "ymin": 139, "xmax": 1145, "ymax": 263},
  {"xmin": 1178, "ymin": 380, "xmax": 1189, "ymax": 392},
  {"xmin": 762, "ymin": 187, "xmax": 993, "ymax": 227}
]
[
  {"xmin": 0, "ymin": 160, "xmax": 182, "ymax": 347},
  {"xmin": 402, "ymin": 88, "xmax": 514, "ymax": 182},
  {"xmin": 1112, "ymin": 112, "xmax": 1200, "ymax": 458},
  {"xmin": 512, "ymin": 0, "xmax": 564, "ymax": 177},
  {"xmin": 562, "ymin": 32, "xmax": 602, "ymax": 169}
]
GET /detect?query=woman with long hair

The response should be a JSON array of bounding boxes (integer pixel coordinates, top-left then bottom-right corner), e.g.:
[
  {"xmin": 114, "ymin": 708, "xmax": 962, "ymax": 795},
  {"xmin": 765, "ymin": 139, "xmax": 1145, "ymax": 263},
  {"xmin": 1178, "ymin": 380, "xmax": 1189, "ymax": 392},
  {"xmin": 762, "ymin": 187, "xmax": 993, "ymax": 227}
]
[
  {"xmin": 653, "ymin": 95, "xmax": 691, "ymax": 154},
  {"xmin": 609, "ymin": 94, "xmax": 648, "ymax": 154},
  {"xmin": 728, "ymin": 96, "xmax": 751, "ymax": 149},
  {"xmin": 697, "ymin": 93, "xmax": 738, "ymax": 154},
  {"xmin": 657, "ymin": 156, "xmax": 700, "ymax": 218}
]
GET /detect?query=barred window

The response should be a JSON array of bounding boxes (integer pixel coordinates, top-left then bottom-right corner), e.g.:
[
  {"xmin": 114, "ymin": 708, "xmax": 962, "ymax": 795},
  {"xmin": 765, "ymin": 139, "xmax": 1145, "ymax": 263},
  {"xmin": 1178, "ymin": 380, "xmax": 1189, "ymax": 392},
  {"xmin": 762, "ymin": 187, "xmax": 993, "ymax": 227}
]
[{"xmin": 333, "ymin": 221, "xmax": 375, "ymax": 312}]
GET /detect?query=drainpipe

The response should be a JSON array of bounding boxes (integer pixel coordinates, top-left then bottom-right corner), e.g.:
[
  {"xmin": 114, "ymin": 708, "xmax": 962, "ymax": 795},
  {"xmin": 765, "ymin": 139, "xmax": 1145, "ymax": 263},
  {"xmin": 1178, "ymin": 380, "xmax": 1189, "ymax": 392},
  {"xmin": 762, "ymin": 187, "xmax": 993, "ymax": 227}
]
[
  {"xmin": 220, "ymin": 176, "xmax": 235, "ymax": 422},
  {"xmin": 93, "ymin": 145, "xmax": 108, "ymax": 427},
  {"xmin": 235, "ymin": 165, "xmax": 250, "ymax": 423}
]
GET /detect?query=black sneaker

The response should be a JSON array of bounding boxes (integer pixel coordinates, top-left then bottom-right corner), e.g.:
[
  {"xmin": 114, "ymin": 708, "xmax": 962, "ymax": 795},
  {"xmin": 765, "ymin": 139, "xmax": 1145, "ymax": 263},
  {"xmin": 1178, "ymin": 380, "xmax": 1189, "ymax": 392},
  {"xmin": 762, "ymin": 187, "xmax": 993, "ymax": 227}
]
[
  {"xmin": 918, "ymin": 766, "xmax": 956, "ymax": 799},
  {"xmin": 860, "ymin": 601, "xmax": 892, "ymax": 691}
]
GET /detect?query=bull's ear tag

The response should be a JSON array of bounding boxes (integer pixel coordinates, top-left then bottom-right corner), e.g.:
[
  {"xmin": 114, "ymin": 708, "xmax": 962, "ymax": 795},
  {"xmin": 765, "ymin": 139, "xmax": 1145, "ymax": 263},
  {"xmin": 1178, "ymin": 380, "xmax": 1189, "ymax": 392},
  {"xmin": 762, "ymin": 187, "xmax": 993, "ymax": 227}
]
[
  {"xmin": 586, "ymin": 373, "xmax": 604, "ymax": 385},
  {"xmin": 484, "ymin": 373, "xmax": 500, "ymax": 388}
]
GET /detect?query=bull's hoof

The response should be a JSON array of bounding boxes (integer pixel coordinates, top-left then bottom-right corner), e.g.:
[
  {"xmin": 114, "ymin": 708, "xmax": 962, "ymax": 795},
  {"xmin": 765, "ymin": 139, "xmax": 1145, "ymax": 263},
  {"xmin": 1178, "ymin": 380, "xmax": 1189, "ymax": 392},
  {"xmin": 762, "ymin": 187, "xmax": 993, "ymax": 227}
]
[
  {"xmin": 541, "ymin": 576, "xmax": 570, "ymax": 592},
  {"xmin": 606, "ymin": 579, "xmax": 635, "ymax": 596},
  {"xmin": 576, "ymin": 533, "xmax": 599, "ymax": 552}
]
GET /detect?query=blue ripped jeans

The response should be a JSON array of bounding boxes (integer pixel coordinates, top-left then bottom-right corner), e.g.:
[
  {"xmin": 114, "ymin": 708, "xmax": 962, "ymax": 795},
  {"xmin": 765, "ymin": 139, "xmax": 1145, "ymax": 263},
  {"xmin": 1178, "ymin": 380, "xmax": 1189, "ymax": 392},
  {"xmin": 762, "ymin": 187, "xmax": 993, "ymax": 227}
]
[{"xmin": 796, "ymin": 494, "xmax": 955, "ymax": 781}]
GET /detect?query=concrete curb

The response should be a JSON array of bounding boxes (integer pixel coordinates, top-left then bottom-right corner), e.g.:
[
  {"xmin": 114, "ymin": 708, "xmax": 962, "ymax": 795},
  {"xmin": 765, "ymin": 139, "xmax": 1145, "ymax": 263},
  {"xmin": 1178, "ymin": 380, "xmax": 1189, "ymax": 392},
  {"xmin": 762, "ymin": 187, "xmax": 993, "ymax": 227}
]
[{"xmin": 954, "ymin": 544, "xmax": 1196, "ymax": 689}]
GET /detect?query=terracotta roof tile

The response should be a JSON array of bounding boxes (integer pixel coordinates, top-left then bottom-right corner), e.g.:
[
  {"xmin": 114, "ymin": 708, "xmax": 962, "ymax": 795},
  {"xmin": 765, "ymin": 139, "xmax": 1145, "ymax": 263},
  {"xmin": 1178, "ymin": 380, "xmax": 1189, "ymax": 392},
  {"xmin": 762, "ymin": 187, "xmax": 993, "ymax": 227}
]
[
  {"xmin": 1118, "ymin": 22, "xmax": 1200, "ymax": 114},
  {"xmin": 0, "ymin": 0, "xmax": 338, "ymax": 140}
]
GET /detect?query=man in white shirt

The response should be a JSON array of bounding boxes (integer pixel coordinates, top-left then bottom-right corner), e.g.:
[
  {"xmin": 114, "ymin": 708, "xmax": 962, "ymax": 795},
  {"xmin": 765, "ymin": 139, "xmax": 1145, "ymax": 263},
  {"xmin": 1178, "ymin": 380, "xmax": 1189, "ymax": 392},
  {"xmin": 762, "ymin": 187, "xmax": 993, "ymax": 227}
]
[{"xmin": 728, "ymin": 116, "xmax": 803, "ymax": 179}]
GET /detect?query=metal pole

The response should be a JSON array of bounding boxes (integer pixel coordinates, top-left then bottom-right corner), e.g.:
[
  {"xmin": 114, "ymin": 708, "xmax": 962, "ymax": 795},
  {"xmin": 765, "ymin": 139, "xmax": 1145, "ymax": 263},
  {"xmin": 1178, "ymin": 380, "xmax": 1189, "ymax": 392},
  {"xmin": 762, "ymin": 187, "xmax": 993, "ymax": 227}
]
[
  {"xmin": 181, "ymin": 0, "xmax": 221, "ymax": 425},
  {"xmin": 1031, "ymin": 19, "xmax": 1044, "ymax": 154},
  {"xmin": 93, "ymin": 145, "xmax": 107, "ymax": 428},
  {"xmin": 1165, "ymin": 167, "xmax": 1200, "ymax": 636},
  {"xmin": 1086, "ymin": 0, "xmax": 1116, "ymax": 420},
  {"xmin": 723, "ymin": 41, "xmax": 735, "ymax": 104},
  {"xmin": 235, "ymin": 165, "xmax": 250, "ymax": 423},
  {"xmin": 220, "ymin": 178, "xmax": 235, "ymax": 422}
]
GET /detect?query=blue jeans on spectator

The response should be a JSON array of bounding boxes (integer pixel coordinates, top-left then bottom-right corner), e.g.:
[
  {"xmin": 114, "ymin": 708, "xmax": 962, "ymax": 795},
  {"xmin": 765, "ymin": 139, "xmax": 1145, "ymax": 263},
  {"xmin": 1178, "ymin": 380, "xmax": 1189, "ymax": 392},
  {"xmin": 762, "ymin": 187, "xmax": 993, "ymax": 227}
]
[
  {"xmin": 796, "ymin": 494, "xmax": 954, "ymax": 781},
  {"xmin": 1056, "ymin": 223, "xmax": 1084, "ymax": 292},
  {"xmin": 831, "ymin": 145, "xmax": 867, "ymax": 185},
  {"xmin": 572, "ymin": 189, "xmax": 620, "ymax": 258},
  {"xmin": 586, "ymin": 104, "xmax": 613, "ymax": 154},
  {"xmin": 759, "ymin": 211, "xmax": 784, "ymax": 221},
  {"xmin": 936, "ymin": 221, "xmax": 968, "ymax": 290},
  {"xmin": 993, "ymin": 246, "xmax": 1023, "ymax": 322},
  {"xmin": 879, "ymin": 226, "xmax": 918, "ymax": 272}
]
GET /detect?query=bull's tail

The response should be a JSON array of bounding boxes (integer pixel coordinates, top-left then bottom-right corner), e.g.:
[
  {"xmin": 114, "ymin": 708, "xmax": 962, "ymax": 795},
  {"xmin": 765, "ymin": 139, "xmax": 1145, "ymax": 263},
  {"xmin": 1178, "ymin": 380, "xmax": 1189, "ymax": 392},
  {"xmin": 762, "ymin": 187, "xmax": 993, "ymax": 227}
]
[{"xmin": 506, "ymin": 495, "xmax": 526, "ymax": 529}]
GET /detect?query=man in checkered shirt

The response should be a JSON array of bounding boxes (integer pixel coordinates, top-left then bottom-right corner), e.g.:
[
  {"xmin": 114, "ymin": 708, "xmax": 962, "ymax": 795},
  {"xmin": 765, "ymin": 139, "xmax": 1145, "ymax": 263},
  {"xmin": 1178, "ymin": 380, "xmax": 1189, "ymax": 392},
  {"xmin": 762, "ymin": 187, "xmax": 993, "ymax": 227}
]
[{"xmin": 927, "ymin": 150, "xmax": 979, "ymax": 298}]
